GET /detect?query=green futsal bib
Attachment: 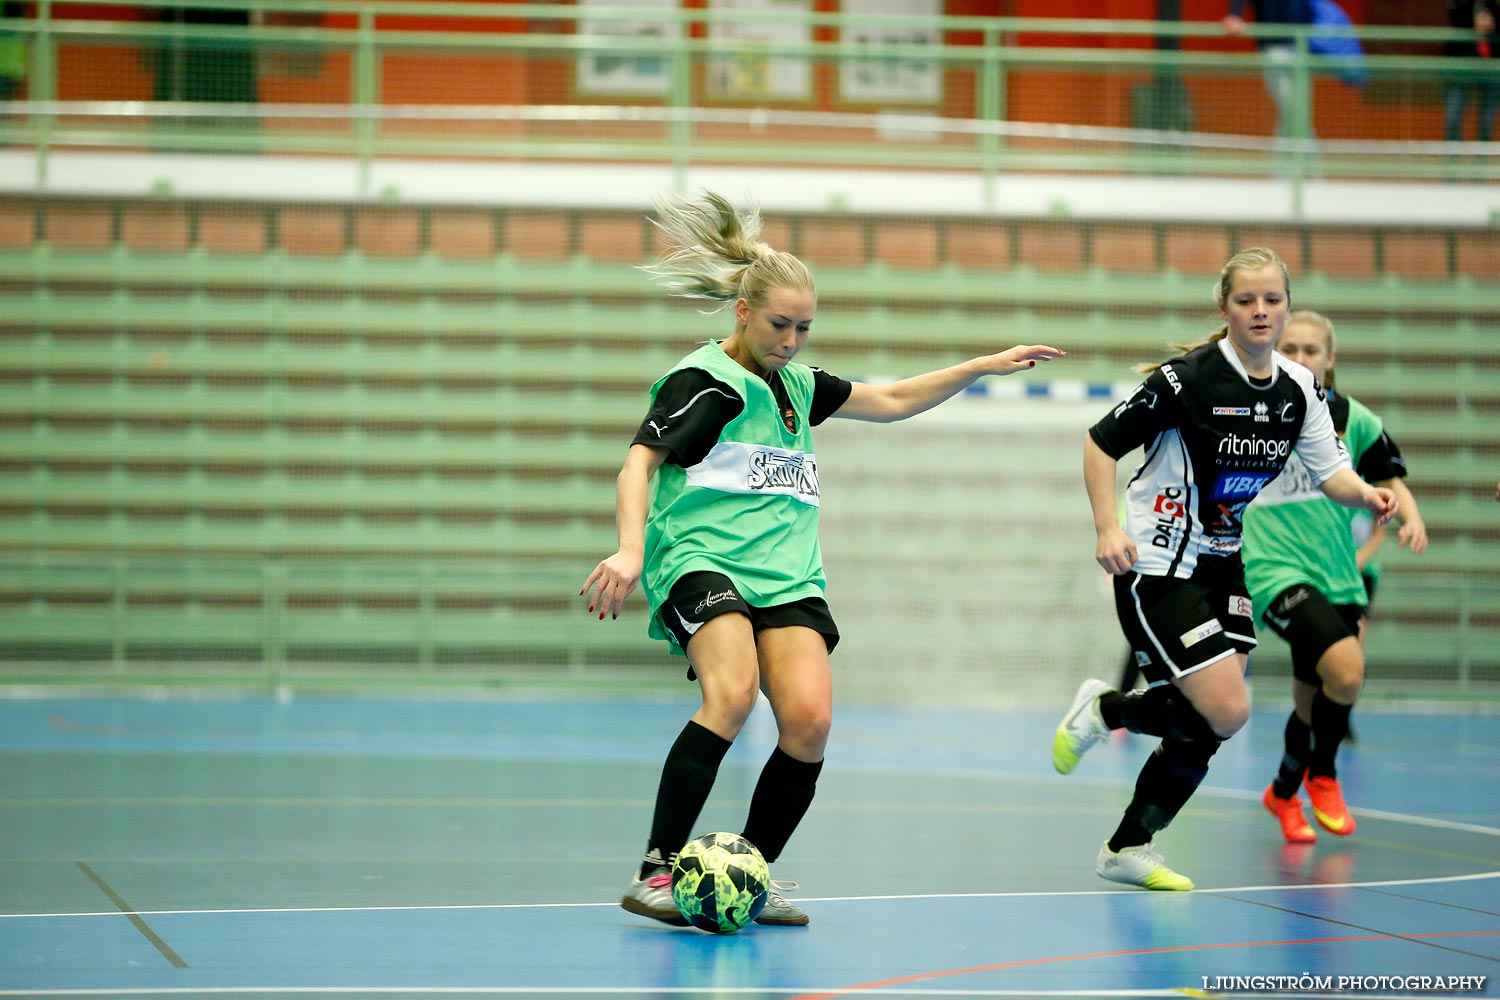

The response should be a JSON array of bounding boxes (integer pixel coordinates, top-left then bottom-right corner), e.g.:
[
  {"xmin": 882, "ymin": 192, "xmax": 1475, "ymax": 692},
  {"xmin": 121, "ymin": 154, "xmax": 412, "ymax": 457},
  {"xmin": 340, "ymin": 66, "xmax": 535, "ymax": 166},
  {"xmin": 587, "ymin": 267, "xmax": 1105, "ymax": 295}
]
[
  {"xmin": 643, "ymin": 341, "xmax": 826, "ymax": 652},
  {"xmin": 1243, "ymin": 394, "xmax": 1383, "ymax": 620}
]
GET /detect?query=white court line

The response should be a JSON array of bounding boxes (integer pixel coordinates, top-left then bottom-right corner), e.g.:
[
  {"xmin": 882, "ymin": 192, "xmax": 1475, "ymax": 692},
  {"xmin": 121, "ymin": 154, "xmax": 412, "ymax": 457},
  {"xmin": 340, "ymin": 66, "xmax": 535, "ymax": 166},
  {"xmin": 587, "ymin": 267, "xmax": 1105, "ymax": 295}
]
[
  {"xmin": 821, "ymin": 764, "xmax": 1500, "ymax": 840},
  {"xmin": 1, "ymin": 869, "xmax": 1494, "ymax": 921}
]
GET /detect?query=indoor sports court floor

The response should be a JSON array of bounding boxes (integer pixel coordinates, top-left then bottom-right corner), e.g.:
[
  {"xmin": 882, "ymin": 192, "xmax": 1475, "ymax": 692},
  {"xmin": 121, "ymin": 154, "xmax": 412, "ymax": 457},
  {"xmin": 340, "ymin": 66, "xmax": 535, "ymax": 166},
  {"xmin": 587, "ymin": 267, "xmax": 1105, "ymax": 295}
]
[{"xmin": 0, "ymin": 690, "xmax": 1496, "ymax": 999}]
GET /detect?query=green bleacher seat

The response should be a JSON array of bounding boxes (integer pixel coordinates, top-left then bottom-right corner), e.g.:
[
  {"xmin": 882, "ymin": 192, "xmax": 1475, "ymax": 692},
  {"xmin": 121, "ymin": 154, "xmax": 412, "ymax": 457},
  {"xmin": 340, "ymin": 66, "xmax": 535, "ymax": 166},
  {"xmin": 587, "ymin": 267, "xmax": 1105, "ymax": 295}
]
[{"xmin": 2, "ymin": 194, "xmax": 1497, "ymax": 686}]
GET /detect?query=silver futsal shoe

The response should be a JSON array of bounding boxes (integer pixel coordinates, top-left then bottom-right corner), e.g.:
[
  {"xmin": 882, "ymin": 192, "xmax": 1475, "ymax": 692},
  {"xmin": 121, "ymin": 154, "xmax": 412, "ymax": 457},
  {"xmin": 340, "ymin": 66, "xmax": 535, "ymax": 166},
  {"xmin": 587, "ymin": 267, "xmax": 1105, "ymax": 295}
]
[{"xmin": 754, "ymin": 879, "xmax": 809, "ymax": 926}]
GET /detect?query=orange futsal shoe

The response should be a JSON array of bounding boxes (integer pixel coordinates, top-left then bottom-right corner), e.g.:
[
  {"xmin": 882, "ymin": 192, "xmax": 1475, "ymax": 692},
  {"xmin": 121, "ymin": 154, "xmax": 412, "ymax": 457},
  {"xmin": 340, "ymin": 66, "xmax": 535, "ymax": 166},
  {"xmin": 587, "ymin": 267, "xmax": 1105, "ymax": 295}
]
[
  {"xmin": 1304, "ymin": 774, "xmax": 1357, "ymax": 836},
  {"xmin": 1262, "ymin": 784, "xmax": 1317, "ymax": 844}
]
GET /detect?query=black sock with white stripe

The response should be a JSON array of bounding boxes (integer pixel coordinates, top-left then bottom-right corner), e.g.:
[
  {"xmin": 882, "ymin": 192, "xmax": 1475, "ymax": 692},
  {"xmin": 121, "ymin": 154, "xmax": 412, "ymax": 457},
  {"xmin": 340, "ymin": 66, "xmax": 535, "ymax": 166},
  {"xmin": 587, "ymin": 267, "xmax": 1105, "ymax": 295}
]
[{"xmin": 642, "ymin": 720, "xmax": 732, "ymax": 879}]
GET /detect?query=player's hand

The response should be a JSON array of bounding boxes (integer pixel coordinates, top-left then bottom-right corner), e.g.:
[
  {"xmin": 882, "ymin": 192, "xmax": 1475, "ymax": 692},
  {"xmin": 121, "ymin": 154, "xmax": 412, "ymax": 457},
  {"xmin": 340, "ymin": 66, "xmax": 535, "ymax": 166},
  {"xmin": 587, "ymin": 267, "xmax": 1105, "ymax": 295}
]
[
  {"xmin": 1367, "ymin": 486, "xmax": 1398, "ymax": 525},
  {"xmin": 1398, "ymin": 517, "xmax": 1428, "ymax": 554},
  {"xmin": 990, "ymin": 344, "xmax": 1066, "ymax": 376},
  {"xmin": 1222, "ymin": 14, "xmax": 1246, "ymax": 34},
  {"xmin": 580, "ymin": 550, "xmax": 643, "ymax": 621},
  {"xmin": 1095, "ymin": 525, "xmax": 1137, "ymax": 576}
]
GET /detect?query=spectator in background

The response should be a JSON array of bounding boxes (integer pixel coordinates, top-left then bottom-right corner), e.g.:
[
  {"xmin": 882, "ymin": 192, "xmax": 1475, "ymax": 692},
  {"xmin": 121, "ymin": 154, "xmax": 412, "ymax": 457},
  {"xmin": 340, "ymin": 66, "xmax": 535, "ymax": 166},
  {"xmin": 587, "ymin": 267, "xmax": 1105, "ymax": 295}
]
[
  {"xmin": 144, "ymin": 3, "xmax": 260, "ymax": 136},
  {"xmin": 1224, "ymin": 0, "xmax": 1316, "ymax": 138},
  {"xmin": 0, "ymin": 2, "xmax": 26, "ymax": 107},
  {"xmin": 1444, "ymin": 0, "xmax": 1499, "ymax": 142}
]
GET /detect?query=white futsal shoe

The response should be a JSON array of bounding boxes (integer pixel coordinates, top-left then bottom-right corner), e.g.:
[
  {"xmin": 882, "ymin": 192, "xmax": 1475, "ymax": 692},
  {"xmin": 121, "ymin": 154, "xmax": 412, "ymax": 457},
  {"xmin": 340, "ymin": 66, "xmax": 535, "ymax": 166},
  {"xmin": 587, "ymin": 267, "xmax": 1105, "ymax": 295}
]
[
  {"xmin": 1095, "ymin": 841, "xmax": 1194, "ymax": 891},
  {"xmin": 1052, "ymin": 678, "xmax": 1113, "ymax": 774}
]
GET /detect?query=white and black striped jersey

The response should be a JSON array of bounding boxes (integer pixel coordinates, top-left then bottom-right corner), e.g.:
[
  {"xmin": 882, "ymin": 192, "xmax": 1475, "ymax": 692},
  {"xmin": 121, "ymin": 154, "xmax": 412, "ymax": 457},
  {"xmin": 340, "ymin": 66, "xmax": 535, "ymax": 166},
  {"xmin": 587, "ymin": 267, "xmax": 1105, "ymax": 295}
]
[{"xmin": 1089, "ymin": 338, "xmax": 1350, "ymax": 581}]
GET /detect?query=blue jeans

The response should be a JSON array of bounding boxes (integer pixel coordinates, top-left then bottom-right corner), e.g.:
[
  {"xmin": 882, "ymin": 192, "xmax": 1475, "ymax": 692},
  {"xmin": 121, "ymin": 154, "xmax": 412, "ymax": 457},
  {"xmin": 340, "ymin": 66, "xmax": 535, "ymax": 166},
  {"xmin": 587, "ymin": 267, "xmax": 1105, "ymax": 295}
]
[{"xmin": 1445, "ymin": 80, "xmax": 1499, "ymax": 143}]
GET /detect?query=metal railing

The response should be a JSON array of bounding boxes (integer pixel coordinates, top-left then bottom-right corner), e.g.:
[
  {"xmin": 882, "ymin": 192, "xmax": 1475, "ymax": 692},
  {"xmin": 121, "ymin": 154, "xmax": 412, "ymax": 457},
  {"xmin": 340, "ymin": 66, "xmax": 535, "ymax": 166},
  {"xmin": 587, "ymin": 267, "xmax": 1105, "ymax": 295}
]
[{"xmin": 2, "ymin": 0, "xmax": 1497, "ymax": 195}]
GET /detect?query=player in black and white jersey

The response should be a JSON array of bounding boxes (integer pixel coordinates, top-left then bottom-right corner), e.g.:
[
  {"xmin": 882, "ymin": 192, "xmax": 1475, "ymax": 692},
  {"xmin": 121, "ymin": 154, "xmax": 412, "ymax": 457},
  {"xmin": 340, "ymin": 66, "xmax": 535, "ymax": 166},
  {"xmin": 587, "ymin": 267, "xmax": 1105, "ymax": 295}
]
[{"xmin": 1050, "ymin": 246, "xmax": 1398, "ymax": 891}]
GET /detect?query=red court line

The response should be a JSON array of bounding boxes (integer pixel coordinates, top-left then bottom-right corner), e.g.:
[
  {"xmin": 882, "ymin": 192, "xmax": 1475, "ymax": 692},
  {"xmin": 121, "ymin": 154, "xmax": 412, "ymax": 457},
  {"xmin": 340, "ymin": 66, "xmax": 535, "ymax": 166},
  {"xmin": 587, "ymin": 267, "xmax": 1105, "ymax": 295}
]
[{"xmin": 790, "ymin": 930, "xmax": 1500, "ymax": 1000}]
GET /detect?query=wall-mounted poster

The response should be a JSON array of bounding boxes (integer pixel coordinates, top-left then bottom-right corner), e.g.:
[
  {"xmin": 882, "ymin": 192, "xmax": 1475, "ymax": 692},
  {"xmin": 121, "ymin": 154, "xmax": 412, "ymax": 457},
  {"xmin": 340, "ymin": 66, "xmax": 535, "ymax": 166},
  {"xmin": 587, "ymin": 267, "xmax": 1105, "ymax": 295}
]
[
  {"xmin": 839, "ymin": 0, "xmax": 941, "ymax": 104},
  {"xmin": 577, "ymin": 0, "xmax": 678, "ymax": 96},
  {"xmin": 706, "ymin": 0, "xmax": 812, "ymax": 102}
]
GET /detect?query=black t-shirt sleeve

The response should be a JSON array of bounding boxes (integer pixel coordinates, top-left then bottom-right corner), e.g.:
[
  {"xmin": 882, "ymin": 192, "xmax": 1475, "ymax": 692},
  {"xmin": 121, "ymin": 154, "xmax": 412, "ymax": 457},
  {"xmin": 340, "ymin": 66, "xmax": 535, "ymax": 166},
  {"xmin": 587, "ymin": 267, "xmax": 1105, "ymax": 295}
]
[
  {"xmin": 1089, "ymin": 367, "xmax": 1178, "ymax": 459},
  {"xmin": 630, "ymin": 368, "xmax": 744, "ymax": 468},
  {"xmin": 809, "ymin": 367, "xmax": 854, "ymax": 426},
  {"xmin": 1357, "ymin": 429, "xmax": 1407, "ymax": 482}
]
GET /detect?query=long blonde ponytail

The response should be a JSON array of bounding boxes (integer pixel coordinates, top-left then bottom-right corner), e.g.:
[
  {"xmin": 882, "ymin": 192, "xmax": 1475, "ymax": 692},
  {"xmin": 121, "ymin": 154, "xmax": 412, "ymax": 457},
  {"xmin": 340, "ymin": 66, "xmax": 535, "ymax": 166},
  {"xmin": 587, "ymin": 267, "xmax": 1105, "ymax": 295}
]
[{"xmin": 640, "ymin": 191, "xmax": 814, "ymax": 313}]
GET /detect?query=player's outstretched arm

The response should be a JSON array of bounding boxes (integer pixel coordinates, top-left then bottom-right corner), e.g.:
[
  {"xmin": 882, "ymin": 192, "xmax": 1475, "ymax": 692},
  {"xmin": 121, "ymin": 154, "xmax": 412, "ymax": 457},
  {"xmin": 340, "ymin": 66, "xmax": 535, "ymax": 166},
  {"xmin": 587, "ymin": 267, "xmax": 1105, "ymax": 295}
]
[
  {"xmin": 833, "ymin": 344, "xmax": 1064, "ymax": 423},
  {"xmin": 581, "ymin": 444, "xmax": 665, "ymax": 620}
]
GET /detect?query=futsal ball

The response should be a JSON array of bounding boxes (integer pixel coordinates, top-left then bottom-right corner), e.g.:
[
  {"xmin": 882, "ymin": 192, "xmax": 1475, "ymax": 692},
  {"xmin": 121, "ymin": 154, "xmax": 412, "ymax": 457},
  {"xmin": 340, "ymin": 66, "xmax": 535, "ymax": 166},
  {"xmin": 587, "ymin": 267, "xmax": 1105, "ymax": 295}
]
[{"xmin": 671, "ymin": 832, "xmax": 770, "ymax": 933}]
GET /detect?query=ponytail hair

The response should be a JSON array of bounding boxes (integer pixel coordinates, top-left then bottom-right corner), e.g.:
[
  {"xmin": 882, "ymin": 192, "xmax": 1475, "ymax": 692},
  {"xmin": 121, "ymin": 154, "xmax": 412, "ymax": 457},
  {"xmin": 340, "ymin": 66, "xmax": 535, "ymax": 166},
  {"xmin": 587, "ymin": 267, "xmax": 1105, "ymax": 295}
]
[
  {"xmin": 640, "ymin": 190, "xmax": 814, "ymax": 314},
  {"xmin": 1286, "ymin": 308, "xmax": 1337, "ymax": 389},
  {"xmin": 1137, "ymin": 246, "xmax": 1291, "ymax": 374}
]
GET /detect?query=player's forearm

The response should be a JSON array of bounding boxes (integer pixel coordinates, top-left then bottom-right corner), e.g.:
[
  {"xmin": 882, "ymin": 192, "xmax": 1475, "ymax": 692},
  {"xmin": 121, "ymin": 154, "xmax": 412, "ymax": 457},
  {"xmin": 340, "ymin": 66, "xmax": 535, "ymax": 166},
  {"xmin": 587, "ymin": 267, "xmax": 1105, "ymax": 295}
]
[
  {"xmin": 613, "ymin": 448, "xmax": 656, "ymax": 554},
  {"xmin": 871, "ymin": 359, "xmax": 986, "ymax": 422},
  {"xmin": 1382, "ymin": 477, "xmax": 1421, "ymax": 526},
  {"xmin": 1319, "ymin": 467, "xmax": 1380, "ymax": 510},
  {"xmin": 1083, "ymin": 435, "xmax": 1122, "ymax": 533}
]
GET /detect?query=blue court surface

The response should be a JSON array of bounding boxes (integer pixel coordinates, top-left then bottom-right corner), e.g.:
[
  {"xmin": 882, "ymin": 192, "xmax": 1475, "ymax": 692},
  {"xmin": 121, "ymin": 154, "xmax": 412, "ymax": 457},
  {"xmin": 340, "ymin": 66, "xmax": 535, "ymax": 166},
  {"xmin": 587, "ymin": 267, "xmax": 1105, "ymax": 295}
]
[{"xmin": 0, "ymin": 692, "xmax": 1496, "ymax": 999}]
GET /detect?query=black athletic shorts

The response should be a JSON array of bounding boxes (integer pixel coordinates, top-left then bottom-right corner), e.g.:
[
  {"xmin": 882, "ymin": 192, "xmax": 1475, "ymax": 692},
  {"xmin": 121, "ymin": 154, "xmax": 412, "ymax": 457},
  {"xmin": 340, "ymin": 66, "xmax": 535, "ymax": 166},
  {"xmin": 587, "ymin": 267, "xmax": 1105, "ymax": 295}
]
[
  {"xmin": 1113, "ymin": 571, "xmax": 1257, "ymax": 686},
  {"xmin": 1259, "ymin": 583, "xmax": 1364, "ymax": 685},
  {"xmin": 660, "ymin": 571, "xmax": 840, "ymax": 679}
]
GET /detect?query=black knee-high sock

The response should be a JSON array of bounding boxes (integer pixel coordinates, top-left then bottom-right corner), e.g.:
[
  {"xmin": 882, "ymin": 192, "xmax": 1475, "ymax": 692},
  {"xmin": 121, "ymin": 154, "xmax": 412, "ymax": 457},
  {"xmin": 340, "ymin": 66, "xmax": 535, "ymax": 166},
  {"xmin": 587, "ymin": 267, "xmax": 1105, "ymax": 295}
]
[
  {"xmin": 1100, "ymin": 686, "xmax": 1221, "ymax": 742},
  {"xmin": 643, "ymin": 720, "xmax": 732, "ymax": 876},
  {"xmin": 740, "ymin": 746, "xmax": 823, "ymax": 864},
  {"xmin": 1307, "ymin": 690, "xmax": 1352, "ymax": 779},
  {"xmin": 1272, "ymin": 710, "xmax": 1311, "ymax": 799},
  {"xmin": 1108, "ymin": 737, "xmax": 1220, "ymax": 852}
]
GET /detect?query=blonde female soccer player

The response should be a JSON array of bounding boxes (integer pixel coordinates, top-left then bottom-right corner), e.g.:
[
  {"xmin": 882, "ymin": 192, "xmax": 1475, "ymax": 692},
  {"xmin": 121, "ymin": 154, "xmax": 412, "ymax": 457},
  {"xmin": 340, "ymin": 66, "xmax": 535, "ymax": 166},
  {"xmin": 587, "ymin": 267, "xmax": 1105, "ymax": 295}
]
[
  {"xmin": 1245, "ymin": 310, "xmax": 1426, "ymax": 843},
  {"xmin": 1052, "ymin": 247, "xmax": 1397, "ymax": 891},
  {"xmin": 581, "ymin": 190, "xmax": 1063, "ymax": 925}
]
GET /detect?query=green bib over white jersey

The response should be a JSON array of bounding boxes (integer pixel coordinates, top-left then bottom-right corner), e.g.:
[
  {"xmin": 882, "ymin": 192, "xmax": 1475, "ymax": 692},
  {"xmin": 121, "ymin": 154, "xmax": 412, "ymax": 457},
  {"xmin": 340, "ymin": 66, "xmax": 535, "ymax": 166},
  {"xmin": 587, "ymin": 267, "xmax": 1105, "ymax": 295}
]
[
  {"xmin": 643, "ymin": 340, "xmax": 825, "ymax": 652},
  {"xmin": 1243, "ymin": 393, "xmax": 1382, "ymax": 620}
]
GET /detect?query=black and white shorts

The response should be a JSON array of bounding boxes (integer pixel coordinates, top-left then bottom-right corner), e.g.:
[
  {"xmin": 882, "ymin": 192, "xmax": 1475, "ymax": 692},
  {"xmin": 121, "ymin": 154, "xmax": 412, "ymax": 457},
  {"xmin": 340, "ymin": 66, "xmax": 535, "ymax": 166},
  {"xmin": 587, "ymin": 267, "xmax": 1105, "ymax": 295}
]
[
  {"xmin": 1260, "ymin": 583, "xmax": 1364, "ymax": 685},
  {"xmin": 1113, "ymin": 571, "xmax": 1257, "ymax": 686},
  {"xmin": 660, "ymin": 571, "xmax": 840, "ymax": 678}
]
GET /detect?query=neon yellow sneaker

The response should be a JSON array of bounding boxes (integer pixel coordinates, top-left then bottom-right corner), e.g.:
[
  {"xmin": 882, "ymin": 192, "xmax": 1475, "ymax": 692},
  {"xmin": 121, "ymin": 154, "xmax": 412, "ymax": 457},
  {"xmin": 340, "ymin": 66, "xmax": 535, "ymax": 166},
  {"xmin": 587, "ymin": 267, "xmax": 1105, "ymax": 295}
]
[
  {"xmin": 1095, "ymin": 841, "xmax": 1194, "ymax": 891},
  {"xmin": 1052, "ymin": 678, "xmax": 1113, "ymax": 774}
]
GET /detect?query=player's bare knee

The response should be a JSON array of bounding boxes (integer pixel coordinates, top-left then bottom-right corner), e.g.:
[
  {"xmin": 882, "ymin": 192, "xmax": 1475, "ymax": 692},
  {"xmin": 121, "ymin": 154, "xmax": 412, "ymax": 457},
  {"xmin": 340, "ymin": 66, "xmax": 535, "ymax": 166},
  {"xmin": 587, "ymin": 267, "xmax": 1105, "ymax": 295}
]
[
  {"xmin": 701, "ymin": 680, "xmax": 760, "ymax": 733},
  {"xmin": 1317, "ymin": 638, "xmax": 1365, "ymax": 704},
  {"xmin": 1202, "ymin": 698, "xmax": 1250, "ymax": 739},
  {"xmin": 1321, "ymin": 671, "xmax": 1363, "ymax": 704},
  {"xmin": 775, "ymin": 704, "xmax": 831, "ymax": 760}
]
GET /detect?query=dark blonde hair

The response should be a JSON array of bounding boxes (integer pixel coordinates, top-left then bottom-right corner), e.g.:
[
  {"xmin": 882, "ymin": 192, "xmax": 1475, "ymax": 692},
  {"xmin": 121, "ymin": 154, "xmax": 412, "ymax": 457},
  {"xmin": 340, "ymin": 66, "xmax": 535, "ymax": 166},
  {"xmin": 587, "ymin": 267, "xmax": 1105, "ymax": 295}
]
[
  {"xmin": 1139, "ymin": 246, "xmax": 1291, "ymax": 374},
  {"xmin": 1284, "ymin": 308, "xmax": 1337, "ymax": 389},
  {"xmin": 640, "ymin": 190, "xmax": 814, "ymax": 314}
]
